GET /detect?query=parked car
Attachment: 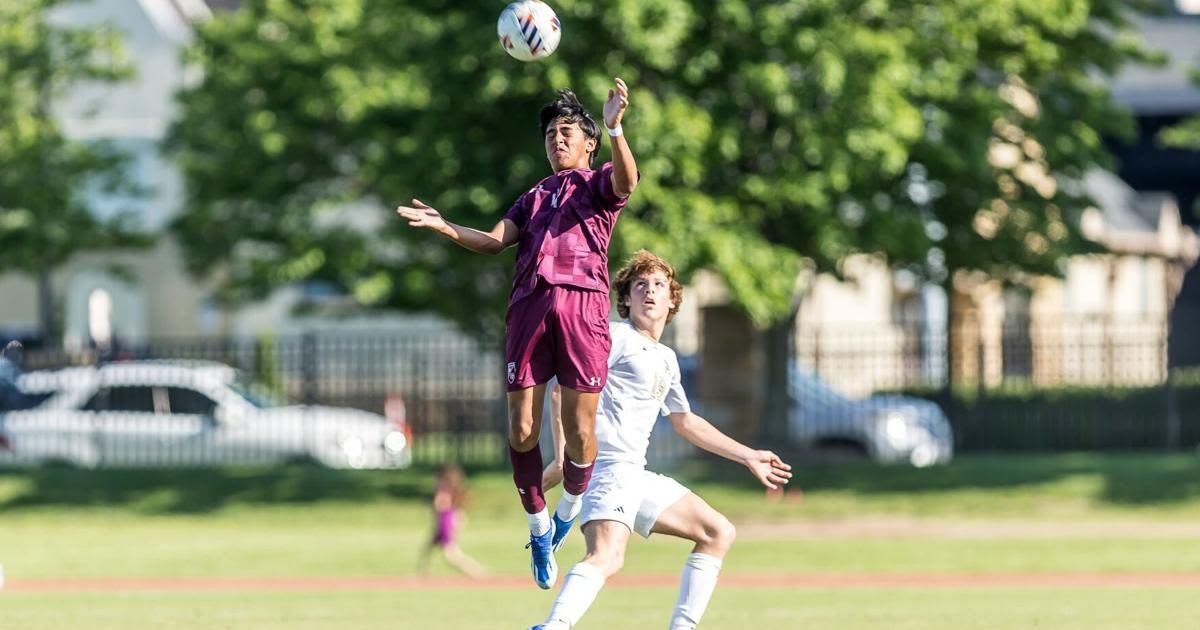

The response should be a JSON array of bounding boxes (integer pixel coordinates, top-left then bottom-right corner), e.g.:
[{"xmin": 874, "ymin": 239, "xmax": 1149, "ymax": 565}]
[
  {"xmin": 788, "ymin": 366, "xmax": 953, "ymax": 466},
  {"xmin": 0, "ymin": 360, "xmax": 411, "ymax": 469}
]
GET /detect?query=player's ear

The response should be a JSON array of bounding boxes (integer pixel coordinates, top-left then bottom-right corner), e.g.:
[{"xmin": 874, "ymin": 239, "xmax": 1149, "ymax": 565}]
[{"xmin": 585, "ymin": 136, "xmax": 597, "ymax": 154}]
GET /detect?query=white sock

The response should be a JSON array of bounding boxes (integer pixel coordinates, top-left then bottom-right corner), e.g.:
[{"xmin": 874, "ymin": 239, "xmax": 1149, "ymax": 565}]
[
  {"xmin": 556, "ymin": 490, "xmax": 583, "ymax": 522},
  {"xmin": 528, "ymin": 507, "xmax": 552, "ymax": 537},
  {"xmin": 544, "ymin": 562, "xmax": 606, "ymax": 627},
  {"xmin": 668, "ymin": 553, "xmax": 723, "ymax": 630}
]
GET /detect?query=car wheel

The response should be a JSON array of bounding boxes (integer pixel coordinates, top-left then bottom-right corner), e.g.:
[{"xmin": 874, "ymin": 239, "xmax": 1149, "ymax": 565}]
[{"xmin": 812, "ymin": 439, "xmax": 871, "ymax": 463}]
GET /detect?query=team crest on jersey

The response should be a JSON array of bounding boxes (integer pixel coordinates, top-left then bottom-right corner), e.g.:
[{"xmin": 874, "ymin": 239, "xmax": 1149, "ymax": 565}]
[
  {"xmin": 652, "ymin": 373, "xmax": 667, "ymax": 401},
  {"xmin": 507, "ymin": 362, "xmax": 517, "ymax": 384}
]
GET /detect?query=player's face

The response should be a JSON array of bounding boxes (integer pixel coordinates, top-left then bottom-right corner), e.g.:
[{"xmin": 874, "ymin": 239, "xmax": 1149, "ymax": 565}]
[
  {"xmin": 625, "ymin": 270, "xmax": 674, "ymax": 323},
  {"xmin": 545, "ymin": 118, "xmax": 596, "ymax": 172}
]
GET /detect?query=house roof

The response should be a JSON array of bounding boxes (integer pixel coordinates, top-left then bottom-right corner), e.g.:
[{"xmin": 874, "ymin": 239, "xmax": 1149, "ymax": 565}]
[
  {"xmin": 1084, "ymin": 169, "xmax": 1156, "ymax": 232},
  {"xmin": 1110, "ymin": 15, "xmax": 1200, "ymax": 114},
  {"xmin": 199, "ymin": 0, "xmax": 241, "ymax": 12},
  {"xmin": 1083, "ymin": 169, "xmax": 1199, "ymax": 262},
  {"xmin": 152, "ymin": 0, "xmax": 237, "ymax": 30}
]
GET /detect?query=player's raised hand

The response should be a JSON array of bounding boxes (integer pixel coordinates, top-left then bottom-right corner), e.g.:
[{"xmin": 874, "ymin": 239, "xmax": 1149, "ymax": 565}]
[
  {"xmin": 396, "ymin": 199, "xmax": 448, "ymax": 234},
  {"xmin": 744, "ymin": 450, "xmax": 793, "ymax": 490},
  {"xmin": 603, "ymin": 77, "xmax": 629, "ymax": 130}
]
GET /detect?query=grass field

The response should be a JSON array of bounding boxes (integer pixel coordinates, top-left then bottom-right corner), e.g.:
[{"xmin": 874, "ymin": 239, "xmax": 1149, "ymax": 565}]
[{"xmin": 3, "ymin": 453, "xmax": 1200, "ymax": 628}]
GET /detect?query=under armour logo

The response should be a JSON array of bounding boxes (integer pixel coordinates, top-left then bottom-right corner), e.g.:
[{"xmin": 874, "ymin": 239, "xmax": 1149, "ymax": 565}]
[
  {"xmin": 551, "ymin": 191, "xmax": 559, "ymax": 208},
  {"xmin": 588, "ymin": 376, "xmax": 601, "ymax": 387},
  {"xmin": 517, "ymin": 488, "xmax": 526, "ymax": 495}
]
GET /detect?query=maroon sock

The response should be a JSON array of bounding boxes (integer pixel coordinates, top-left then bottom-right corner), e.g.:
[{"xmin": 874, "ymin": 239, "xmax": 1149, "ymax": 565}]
[
  {"xmin": 508, "ymin": 444, "xmax": 546, "ymax": 513},
  {"xmin": 561, "ymin": 456, "xmax": 594, "ymax": 496}
]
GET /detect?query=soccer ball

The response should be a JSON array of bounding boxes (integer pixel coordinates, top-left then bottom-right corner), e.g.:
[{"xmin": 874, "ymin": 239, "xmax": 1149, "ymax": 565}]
[{"xmin": 497, "ymin": 1, "xmax": 561, "ymax": 62}]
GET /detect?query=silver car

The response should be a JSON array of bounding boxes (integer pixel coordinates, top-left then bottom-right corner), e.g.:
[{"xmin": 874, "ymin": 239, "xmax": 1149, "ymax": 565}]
[
  {"xmin": 0, "ymin": 360, "xmax": 411, "ymax": 469},
  {"xmin": 788, "ymin": 367, "xmax": 953, "ymax": 467}
]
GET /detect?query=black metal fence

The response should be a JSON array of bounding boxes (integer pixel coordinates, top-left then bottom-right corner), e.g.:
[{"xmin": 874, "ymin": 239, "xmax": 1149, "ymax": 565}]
[
  {"xmin": 10, "ymin": 330, "xmax": 507, "ymax": 466},
  {"xmin": 6, "ymin": 329, "xmax": 696, "ymax": 467},
  {"xmin": 4, "ymin": 309, "xmax": 1198, "ymax": 469},
  {"xmin": 796, "ymin": 311, "xmax": 1200, "ymax": 452}
]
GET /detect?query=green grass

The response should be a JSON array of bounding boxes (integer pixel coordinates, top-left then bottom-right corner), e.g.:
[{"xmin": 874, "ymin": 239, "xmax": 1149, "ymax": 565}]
[
  {"xmin": 4, "ymin": 587, "xmax": 1199, "ymax": 630},
  {"xmin": 3, "ymin": 453, "xmax": 1200, "ymax": 628}
]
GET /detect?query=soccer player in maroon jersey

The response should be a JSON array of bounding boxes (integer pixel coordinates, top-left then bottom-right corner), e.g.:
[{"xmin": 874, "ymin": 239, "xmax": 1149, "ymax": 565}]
[{"xmin": 397, "ymin": 78, "xmax": 637, "ymax": 589}]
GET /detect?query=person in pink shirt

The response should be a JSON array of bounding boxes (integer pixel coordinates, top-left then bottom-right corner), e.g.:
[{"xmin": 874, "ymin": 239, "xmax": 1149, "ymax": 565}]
[
  {"xmin": 417, "ymin": 462, "xmax": 486, "ymax": 579},
  {"xmin": 396, "ymin": 78, "xmax": 638, "ymax": 589}
]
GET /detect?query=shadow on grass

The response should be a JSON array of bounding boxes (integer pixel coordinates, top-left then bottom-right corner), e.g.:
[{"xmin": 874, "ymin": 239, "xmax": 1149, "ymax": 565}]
[
  {"xmin": 676, "ymin": 451, "xmax": 1200, "ymax": 507},
  {"xmin": 5, "ymin": 454, "xmax": 1200, "ymax": 514},
  {"xmin": 0, "ymin": 463, "xmax": 495, "ymax": 514}
]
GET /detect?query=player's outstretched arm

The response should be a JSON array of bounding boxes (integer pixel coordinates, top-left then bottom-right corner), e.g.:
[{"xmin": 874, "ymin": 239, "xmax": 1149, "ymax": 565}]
[
  {"xmin": 541, "ymin": 381, "xmax": 566, "ymax": 490},
  {"xmin": 668, "ymin": 411, "xmax": 793, "ymax": 490},
  {"xmin": 396, "ymin": 199, "xmax": 518, "ymax": 255},
  {"xmin": 603, "ymin": 78, "xmax": 638, "ymax": 198}
]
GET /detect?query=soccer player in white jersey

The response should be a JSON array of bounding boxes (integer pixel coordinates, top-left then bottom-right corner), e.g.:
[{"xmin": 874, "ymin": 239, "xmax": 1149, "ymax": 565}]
[{"xmin": 529, "ymin": 250, "xmax": 793, "ymax": 630}]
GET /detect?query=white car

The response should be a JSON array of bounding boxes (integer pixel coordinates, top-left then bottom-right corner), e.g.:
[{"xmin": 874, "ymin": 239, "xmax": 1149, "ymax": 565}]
[
  {"xmin": 0, "ymin": 361, "xmax": 411, "ymax": 469},
  {"xmin": 789, "ymin": 367, "xmax": 953, "ymax": 467}
]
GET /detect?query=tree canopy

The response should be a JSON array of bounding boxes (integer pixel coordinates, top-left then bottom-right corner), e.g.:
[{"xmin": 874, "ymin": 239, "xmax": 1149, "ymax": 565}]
[
  {"xmin": 0, "ymin": 0, "xmax": 148, "ymax": 338},
  {"xmin": 168, "ymin": 0, "xmax": 1152, "ymax": 332}
]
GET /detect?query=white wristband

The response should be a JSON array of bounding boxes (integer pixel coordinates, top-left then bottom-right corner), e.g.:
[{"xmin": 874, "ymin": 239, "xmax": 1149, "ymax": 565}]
[{"xmin": 606, "ymin": 124, "xmax": 623, "ymax": 137}]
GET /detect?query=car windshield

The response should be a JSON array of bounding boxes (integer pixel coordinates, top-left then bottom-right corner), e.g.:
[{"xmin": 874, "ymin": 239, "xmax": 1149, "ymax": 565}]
[
  {"xmin": 229, "ymin": 382, "xmax": 286, "ymax": 409},
  {"xmin": 789, "ymin": 366, "xmax": 853, "ymax": 404}
]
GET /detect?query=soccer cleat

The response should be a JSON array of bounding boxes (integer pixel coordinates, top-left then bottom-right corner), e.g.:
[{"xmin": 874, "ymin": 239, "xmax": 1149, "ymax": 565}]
[
  {"xmin": 550, "ymin": 511, "xmax": 576, "ymax": 552},
  {"xmin": 528, "ymin": 622, "xmax": 569, "ymax": 630},
  {"xmin": 526, "ymin": 521, "xmax": 558, "ymax": 589}
]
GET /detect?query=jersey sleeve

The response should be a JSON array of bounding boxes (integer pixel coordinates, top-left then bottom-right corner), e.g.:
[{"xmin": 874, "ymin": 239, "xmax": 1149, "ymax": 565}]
[
  {"xmin": 589, "ymin": 161, "xmax": 635, "ymax": 212},
  {"xmin": 502, "ymin": 189, "xmax": 532, "ymax": 231},
  {"xmin": 660, "ymin": 349, "xmax": 691, "ymax": 416}
]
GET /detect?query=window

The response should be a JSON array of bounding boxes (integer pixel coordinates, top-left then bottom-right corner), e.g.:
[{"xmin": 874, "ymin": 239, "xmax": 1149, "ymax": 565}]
[
  {"xmin": 167, "ymin": 387, "xmax": 217, "ymax": 416},
  {"xmin": 83, "ymin": 386, "xmax": 156, "ymax": 412},
  {"xmin": 1175, "ymin": 0, "xmax": 1200, "ymax": 16}
]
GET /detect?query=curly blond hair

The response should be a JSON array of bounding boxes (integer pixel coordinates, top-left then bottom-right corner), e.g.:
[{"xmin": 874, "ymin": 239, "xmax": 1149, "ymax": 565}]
[{"xmin": 612, "ymin": 250, "xmax": 684, "ymax": 323}]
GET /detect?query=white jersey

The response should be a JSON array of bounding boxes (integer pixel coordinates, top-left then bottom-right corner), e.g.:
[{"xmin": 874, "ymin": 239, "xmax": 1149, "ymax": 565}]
[{"xmin": 593, "ymin": 320, "xmax": 691, "ymax": 467}]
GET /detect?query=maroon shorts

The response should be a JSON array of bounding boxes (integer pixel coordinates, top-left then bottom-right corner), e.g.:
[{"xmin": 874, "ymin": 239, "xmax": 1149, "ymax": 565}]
[{"xmin": 505, "ymin": 281, "xmax": 611, "ymax": 393}]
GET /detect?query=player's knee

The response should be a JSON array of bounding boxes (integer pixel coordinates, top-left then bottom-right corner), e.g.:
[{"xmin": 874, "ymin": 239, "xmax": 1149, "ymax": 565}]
[
  {"xmin": 586, "ymin": 547, "xmax": 624, "ymax": 577},
  {"xmin": 563, "ymin": 425, "xmax": 594, "ymax": 454},
  {"xmin": 713, "ymin": 516, "xmax": 737, "ymax": 549},
  {"xmin": 702, "ymin": 515, "xmax": 736, "ymax": 553},
  {"xmin": 599, "ymin": 549, "xmax": 625, "ymax": 576},
  {"xmin": 506, "ymin": 411, "xmax": 538, "ymax": 447}
]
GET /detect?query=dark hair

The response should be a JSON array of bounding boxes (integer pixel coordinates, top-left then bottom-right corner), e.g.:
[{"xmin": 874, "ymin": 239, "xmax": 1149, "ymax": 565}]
[
  {"xmin": 539, "ymin": 88, "xmax": 602, "ymax": 166},
  {"xmin": 437, "ymin": 461, "xmax": 469, "ymax": 509},
  {"xmin": 613, "ymin": 250, "xmax": 684, "ymax": 324}
]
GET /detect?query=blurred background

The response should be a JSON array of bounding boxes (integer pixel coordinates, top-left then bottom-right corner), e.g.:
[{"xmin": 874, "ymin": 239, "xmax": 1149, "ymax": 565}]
[
  {"xmin": 2, "ymin": 1, "xmax": 1200, "ymax": 627},
  {"xmin": 3, "ymin": 0, "xmax": 1199, "ymax": 467}
]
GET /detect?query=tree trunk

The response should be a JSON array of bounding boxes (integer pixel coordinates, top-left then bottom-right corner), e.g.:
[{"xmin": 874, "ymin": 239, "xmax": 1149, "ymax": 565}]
[
  {"xmin": 942, "ymin": 275, "xmax": 957, "ymax": 395},
  {"xmin": 762, "ymin": 306, "xmax": 798, "ymax": 445},
  {"xmin": 699, "ymin": 305, "xmax": 760, "ymax": 438},
  {"xmin": 37, "ymin": 266, "xmax": 54, "ymax": 346}
]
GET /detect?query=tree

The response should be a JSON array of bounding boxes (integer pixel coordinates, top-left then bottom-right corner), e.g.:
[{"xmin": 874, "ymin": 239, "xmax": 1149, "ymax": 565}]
[
  {"xmin": 169, "ymin": 1, "xmax": 1150, "ymax": 324},
  {"xmin": 166, "ymin": 0, "xmax": 807, "ymax": 336},
  {"xmin": 0, "ymin": 0, "xmax": 150, "ymax": 342},
  {"xmin": 168, "ymin": 1, "xmax": 1152, "ymax": 435}
]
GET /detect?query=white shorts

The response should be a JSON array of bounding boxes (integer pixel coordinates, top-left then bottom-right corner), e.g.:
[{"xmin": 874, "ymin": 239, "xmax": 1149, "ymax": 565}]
[{"xmin": 579, "ymin": 463, "xmax": 690, "ymax": 538}]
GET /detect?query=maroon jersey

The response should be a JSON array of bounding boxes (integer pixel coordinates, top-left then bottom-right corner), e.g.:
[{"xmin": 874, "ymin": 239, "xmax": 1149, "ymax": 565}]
[{"xmin": 502, "ymin": 161, "xmax": 630, "ymax": 306}]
